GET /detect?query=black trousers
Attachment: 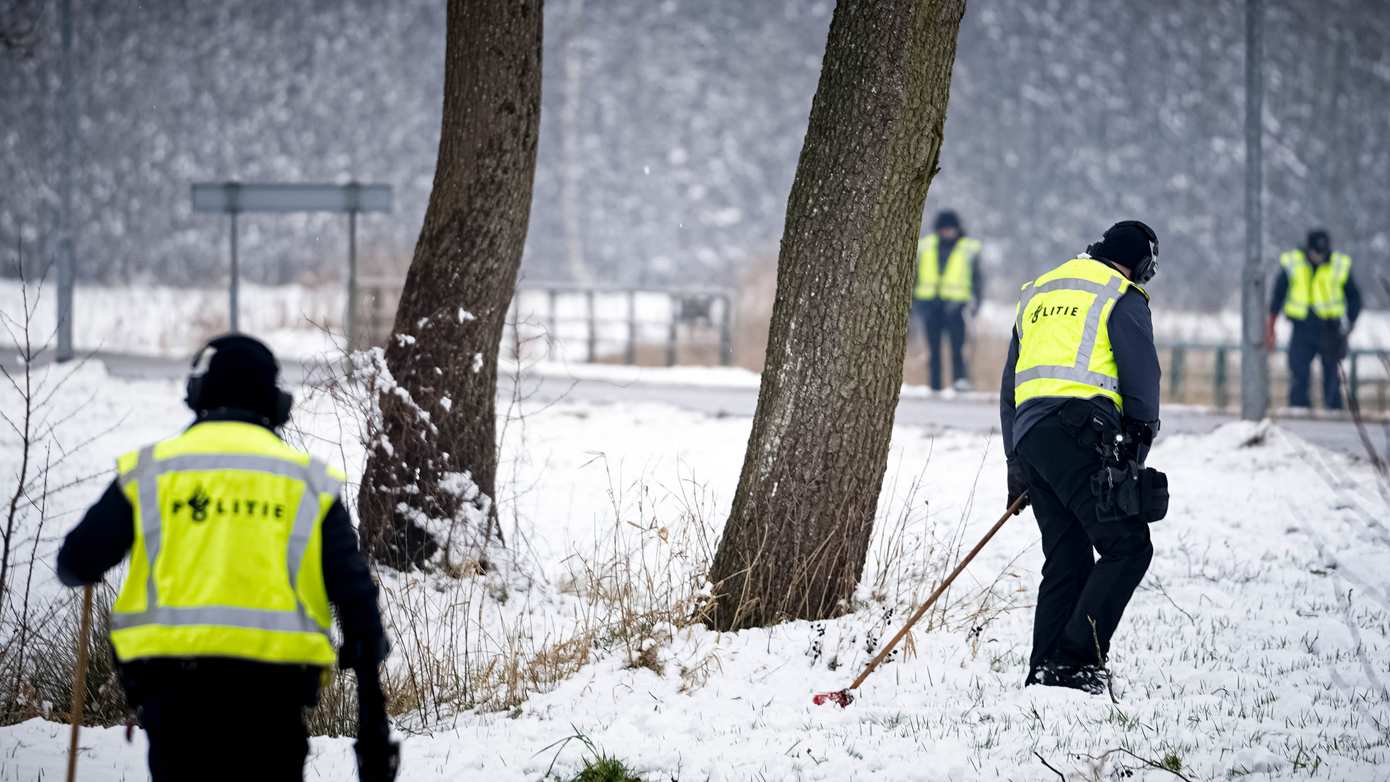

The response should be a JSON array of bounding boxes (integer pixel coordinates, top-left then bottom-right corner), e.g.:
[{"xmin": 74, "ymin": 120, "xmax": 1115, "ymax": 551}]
[
  {"xmin": 914, "ymin": 300, "xmax": 968, "ymax": 390},
  {"xmin": 1016, "ymin": 409, "xmax": 1153, "ymax": 670},
  {"xmin": 1287, "ymin": 321, "xmax": 1343, "ymax": 409},
  {"xmin": 127, "ymin": 659, "xmax": 318, "ymax": 782}
]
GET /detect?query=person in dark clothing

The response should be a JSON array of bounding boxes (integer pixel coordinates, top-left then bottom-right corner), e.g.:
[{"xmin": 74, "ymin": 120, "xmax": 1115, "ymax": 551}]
[
  {"xmin": 912, "ymin": 209, "xmax": 985, "ymax": 391},
  {"xmin": 57, "ymin": 334, "xmax": 398, "ymax": 782},
  {"xmin": 1265, "ymin": 229, "xmax": 1361, "ymax": 409},
  {"xmin": 1000, "ymin": 221, "xmax": 1165, "ymax": 694}
]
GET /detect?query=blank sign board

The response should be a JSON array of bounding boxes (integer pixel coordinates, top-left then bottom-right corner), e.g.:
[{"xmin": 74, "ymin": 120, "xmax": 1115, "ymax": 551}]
[{"xmin": 192, "ymin": 182, "xmax": 392, "ymax": 213}]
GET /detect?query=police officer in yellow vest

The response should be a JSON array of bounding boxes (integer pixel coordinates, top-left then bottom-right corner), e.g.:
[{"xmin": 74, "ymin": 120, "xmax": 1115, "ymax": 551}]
[
  {"xmin": 1264, "ymin": 229, "xmax": 1362, "ymax": 409},
  {"xmin": 913, "ymin": 210, "xmax": 983, "ymax": 391},
  {"xmin": 57, "ymin": 335, "xmax": 398, "ymax": 781},
  {"xmin": 1000, "ymin": 222, "xmax": 1168, "ymax": 694}
]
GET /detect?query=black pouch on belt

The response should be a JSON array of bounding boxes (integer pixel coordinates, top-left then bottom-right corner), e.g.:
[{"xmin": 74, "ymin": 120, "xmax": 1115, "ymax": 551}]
[
  {"xmin": 1056, "ymin": 399, "xmax": 1110, "ymax": 452},
  {"xmin": 1092, "ymin": 461, "xmax": 1169, "ymax": 523},
  {"xmin": 1138, "ymin": 466, "xmax": 1169, "ymax": 522}
]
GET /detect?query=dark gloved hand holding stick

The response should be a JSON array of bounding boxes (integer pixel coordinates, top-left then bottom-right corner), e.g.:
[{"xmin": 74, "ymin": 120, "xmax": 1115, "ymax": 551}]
[
  {"xmin": 343, "ymin": 639, "xmax": 399, "ymax": 782},
  {"xmin": 1119, "ymin": 418, "xmax": 1159, "ymax": 467},
  {"xmin": 1322, "ymin": 319, "xmax": 1349, "ymax": 361},
  {"xmin": 1006, "ymin": 457, "xmax": 1030, "ymax": 514},
  {"xmin": 354, "ymin": 663, "xmax": 399, "ymax": 782}
]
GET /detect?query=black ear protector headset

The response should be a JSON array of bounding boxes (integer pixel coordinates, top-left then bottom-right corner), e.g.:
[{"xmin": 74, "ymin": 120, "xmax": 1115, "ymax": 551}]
[
  {"xmin": 1087, "ymin": 220, "xmax": 1159, "ymax": 285},
  {"xmin": 184, "ymin": 336, "xmax": 294, "ymax": 428}
]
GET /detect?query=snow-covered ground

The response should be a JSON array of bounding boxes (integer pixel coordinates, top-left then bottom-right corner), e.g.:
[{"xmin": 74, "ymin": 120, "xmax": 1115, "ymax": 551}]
[{"xmin": 3, "ymin": 357, "xmax": 1390, "ymax": 780}]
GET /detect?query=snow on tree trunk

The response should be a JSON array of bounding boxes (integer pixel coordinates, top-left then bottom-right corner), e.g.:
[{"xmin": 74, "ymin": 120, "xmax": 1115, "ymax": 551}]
[
  {"xmin": 704, "ymin": 0, "xmax": 966, "ymax": 630},
  {"xmin": 356, "ymin": 0, "xmax": 542, "ymax": 572}
]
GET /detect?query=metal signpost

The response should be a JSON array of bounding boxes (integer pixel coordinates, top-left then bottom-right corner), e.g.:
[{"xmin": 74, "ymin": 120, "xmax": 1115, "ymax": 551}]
[
  {"xmin": 191, "ymin": 182, "xmax": 392, "ymax": 345},
  {"xmin": 1241, "ymin": 0, "xmax": 1268, "ymax": 420},
  {"xmin": 56, "ymin": 0, "xmax": 75, "ymax": 362}
]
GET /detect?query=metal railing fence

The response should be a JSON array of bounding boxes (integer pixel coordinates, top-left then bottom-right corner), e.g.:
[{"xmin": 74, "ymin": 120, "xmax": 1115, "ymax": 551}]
[
  {"xmin": 1161, "ymin": 341, "xmax": 1390, "ymax": 411},
  {"xmin": 358, "ymin": 279, "xmax": 735, "ymax": 367}
]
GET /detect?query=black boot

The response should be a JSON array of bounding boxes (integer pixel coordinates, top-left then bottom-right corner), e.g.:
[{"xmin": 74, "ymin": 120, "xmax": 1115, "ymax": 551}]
[{"xmin": 1025, "ymin": 661, "xmax": 1108, "ymax": 695}]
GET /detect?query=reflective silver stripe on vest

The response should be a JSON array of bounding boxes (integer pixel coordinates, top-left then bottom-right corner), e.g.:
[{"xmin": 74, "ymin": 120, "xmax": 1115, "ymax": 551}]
[
  {"xmin": 1017, "ymin": 274, "xmax": 1127, "ymax": 393},
  {"xmin": 1014, "ymin": 282, "xmax": 1032, "ymax": 337},
  {"xmin": 286, "ymin": 459, "xmax": 342, "ymax": 600},
  {"xmin": 151, "ymin": 453, "xmax": 314, "ymax": 480},
  {"xmin": 119, "ymin": 445, "xmax": 164, "ymax": 607},
  {"xmin": 109, "ymin": 605, "xmax": 323, "ymax": 634},
  {"xmin": 118, "ymin": 449, "xmax": 340, "ymax": 637},
  {"xmin": 1014, "ymin": 363, "xmax": 1120, "ymax": 392}
]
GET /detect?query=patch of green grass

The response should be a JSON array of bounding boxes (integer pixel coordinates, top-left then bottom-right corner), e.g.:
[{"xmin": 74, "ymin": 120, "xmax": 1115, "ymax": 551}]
[
  {"xmin": 542, "ymin": 727, "xmax": 643, "ymax": 782},
  {"xmin": 1161, "ymin": 751, "xmax": 1184, "ymax": 774},
  {"xmin": 572, "ymin": 755, "xmax": 642, "ymax": 782}
]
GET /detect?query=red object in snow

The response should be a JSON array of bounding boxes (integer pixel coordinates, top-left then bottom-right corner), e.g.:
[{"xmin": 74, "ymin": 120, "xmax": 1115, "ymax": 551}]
[{"xmin": 811, "ymin": 689, "xmax": 854, "ymax": 708}]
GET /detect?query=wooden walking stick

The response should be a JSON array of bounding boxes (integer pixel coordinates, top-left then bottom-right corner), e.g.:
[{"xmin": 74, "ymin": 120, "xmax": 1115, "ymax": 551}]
[
  {"xmin": 813, "ymin": 493, "xmax": 1028, "ymax": 707},
  {"xmin": 67, "ymin": 583, "xmax": 94, "ymax": 782}
]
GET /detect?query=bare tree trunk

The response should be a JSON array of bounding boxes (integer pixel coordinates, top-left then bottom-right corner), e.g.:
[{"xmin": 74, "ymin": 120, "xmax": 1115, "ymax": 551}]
[
  {"xmin": 705, "ymin": 0, "xmax": 966, "ymax": 630},
  {"xmin": 357, "ymin": 0, "xmax": 542, "ymax": 570}
]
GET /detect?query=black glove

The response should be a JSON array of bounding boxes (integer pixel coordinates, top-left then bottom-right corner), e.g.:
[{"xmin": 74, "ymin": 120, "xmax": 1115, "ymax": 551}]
[
  {"xmin": 1006, "ymin": 457, "xmax": 1030, "ymax": 514},
  {"xmin": 354, "ymin": 660, "xmax": 399, "ymax": 782},
  {"xmin": 355, "ymin": 733, "xmax": 400, "ymax": 782},
  {"xmin": 1321, "ymin": 320, "xmax": 1349, "ymax": 361},
  {"xmin": 339, "ymin": 636, "xmax": 391, "ymax": 672},
  {"xmin": 1119, "ymin": 418, "xmax": 1159, "ymax": 467}
]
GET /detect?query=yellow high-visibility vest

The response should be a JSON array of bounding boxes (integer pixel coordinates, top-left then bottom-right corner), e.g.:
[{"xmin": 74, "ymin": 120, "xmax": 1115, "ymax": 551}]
[
  {"xmin": 1280, "ymin": 249, "xmax": 1352, "ymax": 320},
  {"xmin": 110, "ymin": 421, "xmax": 342, "ymax": 667},
  {"xmin": 1014, "ymin": 258, "xmax": 1147, "ymax": 412},
  {"xmin": 914, "ymin": 234, "xmax": 980, "ymax": 302}
]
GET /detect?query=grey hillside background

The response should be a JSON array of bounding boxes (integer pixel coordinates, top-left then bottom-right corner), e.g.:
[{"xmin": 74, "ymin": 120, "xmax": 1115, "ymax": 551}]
[{"xmin": 2, "ymin": 0, "xmax": 1388, "ymax": 310}]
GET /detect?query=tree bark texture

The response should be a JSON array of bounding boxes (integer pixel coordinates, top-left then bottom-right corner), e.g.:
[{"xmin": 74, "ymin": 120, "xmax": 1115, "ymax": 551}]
[
  {"xmin": 705, "ymin": 0, "xmax": 966, "ymax": 630},
  {"xmin": 357, "ymin": 0, "xmax": 542, "ymax": 570}
]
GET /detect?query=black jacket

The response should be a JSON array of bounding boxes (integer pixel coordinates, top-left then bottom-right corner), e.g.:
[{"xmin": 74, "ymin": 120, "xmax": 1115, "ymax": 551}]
[
  {"xmin": 1000, "ymin": 259, "xmax": 1162, "ymax": 457},
  {"xmin": 57, "ymin": 409, "xmax": 386, "ymax": 702}
]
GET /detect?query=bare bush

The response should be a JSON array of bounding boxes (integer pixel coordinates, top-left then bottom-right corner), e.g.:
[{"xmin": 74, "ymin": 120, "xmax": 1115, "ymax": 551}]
[
  {"xmin": 1, "ymin": 246, "xmax": 121, "ymax": 726},
  {"xmin": 361, "ymin": 460, "xmax": 722, "ymax": 724},
  {"xmin": 310, "ymin": 348, "xmax": 727, "ymax": 721},
  {"xmin": 559, "ymin": 457, "xmax": 721, "ymax": 671},
  {"xmin": 292, "ymin": 325, "xmax": 725, "ymax": 728},
  {"xmin": 2, "ymin": 583, "xmax": 125, "ymax": 726}
]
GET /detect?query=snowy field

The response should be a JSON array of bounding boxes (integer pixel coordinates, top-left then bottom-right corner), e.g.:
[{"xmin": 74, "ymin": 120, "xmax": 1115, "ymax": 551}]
[{"xmin": 2, "ymin": 353, "xmax": 1390, "ymax": 781}]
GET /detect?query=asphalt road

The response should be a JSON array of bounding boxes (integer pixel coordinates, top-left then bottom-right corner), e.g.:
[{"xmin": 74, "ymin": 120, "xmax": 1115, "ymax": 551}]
[
  {"xmin": 8, "ymin": 350, "xmax": 1378, "ymax": 459},
  {"xmin": 509, "ymin": 369, "xmax": 1378, "ymax": 459}
]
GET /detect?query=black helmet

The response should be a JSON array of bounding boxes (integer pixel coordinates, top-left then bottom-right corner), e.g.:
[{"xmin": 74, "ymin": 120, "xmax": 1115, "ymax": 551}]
[
  {"xmin": 1087, "ymin": 221, "xmax": 1159, "ymax": 284},
  {"xmin": 933, "ymin": 209, "xmax": 962, "ymax": 232},
  {"xmin": 1306, "ymin": 229, "xmax": 1331, "ymax": 256},
  {"xmin": 185, "ymin": 333, "xmax": 293, "ymax": 427}
]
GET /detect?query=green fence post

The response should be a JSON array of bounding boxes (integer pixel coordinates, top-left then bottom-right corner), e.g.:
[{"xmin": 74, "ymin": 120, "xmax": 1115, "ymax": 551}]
[
  {"xmin": 1214, "ymin": 347, "xmax": 1228, "ymax": 409},
  {"xmin": 1349, "ymin": 351, "xmax": 1359, "ymax": 409},
  {"xmin": 1169, "ymin": 345, "xmax": 1186, "ymax": 401}
]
